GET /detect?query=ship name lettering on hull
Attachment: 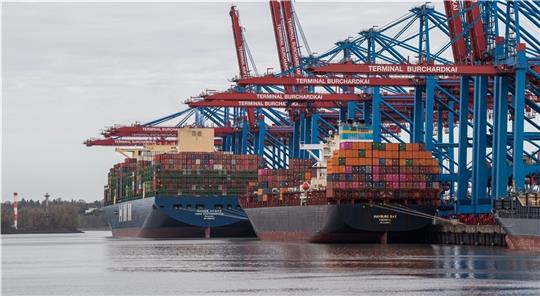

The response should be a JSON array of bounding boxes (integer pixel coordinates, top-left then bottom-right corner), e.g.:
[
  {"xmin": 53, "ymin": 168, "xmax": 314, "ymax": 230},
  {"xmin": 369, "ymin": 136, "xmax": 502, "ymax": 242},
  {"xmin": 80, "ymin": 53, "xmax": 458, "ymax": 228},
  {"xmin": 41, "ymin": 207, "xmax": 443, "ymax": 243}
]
[{"xmin": 373, "ymin": 214, "xmax": 397, "ymax": 224}]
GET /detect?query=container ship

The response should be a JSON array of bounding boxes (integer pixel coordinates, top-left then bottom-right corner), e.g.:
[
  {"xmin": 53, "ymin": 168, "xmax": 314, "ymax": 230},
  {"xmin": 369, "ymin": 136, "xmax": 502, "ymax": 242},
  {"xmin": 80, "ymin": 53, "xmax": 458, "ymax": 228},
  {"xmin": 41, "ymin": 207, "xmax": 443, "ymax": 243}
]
[
  {"xmin": 101, "ymin": 128, "xmax": 258, "ymax": 238},
  {"xmin": 493, "ymin": 192, "xmax": 540, "ymax": 251},
  {"xmin": 240, "ymin": 124, "xmax": 441, "ymax": 243}
]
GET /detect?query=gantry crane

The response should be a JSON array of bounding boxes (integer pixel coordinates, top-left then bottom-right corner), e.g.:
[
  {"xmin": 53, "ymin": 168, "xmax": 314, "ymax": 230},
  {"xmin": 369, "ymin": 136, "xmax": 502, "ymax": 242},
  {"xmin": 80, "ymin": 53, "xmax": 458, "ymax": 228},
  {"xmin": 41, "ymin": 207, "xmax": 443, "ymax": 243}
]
[{"xmin": 87, "ymin": 0, "xmax": 540, "ymax": 214}]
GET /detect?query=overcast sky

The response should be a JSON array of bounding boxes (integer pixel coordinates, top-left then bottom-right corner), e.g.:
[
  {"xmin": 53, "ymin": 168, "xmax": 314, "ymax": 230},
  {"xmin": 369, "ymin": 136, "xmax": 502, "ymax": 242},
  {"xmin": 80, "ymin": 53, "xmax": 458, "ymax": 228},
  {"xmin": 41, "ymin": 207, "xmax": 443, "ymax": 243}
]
[{"xmin": 3, "ymin": 1, "xmax": 440, "ymax": 202}]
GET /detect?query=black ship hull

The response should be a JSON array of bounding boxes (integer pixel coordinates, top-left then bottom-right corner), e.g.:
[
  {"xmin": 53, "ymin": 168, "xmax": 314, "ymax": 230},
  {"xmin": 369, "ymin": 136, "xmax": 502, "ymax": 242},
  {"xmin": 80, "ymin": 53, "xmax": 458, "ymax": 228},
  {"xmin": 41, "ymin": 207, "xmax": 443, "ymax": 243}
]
[
  {"xmin": 244, "ymin": 203, "xmax": 436, "ymax": 243},
  {"xmin": 102, "ymin": 195, "xmax": 256, "ymax": 238}
]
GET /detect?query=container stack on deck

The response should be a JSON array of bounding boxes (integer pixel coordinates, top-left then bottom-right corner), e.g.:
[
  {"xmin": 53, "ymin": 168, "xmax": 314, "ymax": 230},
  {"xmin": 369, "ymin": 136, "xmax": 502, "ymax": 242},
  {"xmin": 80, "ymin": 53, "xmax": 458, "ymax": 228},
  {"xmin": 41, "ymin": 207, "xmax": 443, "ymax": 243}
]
[
  {"xmin": 104, "ymin": 159, "xmax": 152, "ymax": 205},
  {"xmin": 153, "ymin": 153, "xmax": 259, "ymax": 196},
  {"xmin": 249, "ymin": 159, "xmax": 316, "ymax": 202},
  {"xmin": 243, "ymin": 141, "xmax": 442, "ymax": 207},
  {"xmin": 104, "ymin": 152, "xmax": 260, "ymax": 205},
  {"xmin": 326, "ymin": 142, "xmax": 440, "ymax": 201}
]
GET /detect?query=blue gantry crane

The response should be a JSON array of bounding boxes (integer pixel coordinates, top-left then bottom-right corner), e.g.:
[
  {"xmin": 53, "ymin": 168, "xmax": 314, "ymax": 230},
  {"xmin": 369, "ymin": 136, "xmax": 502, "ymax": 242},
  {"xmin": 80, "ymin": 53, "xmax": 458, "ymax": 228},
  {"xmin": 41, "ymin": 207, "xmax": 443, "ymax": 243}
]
[{"xmin": 86, "ymin": 0, "xmax": 540, "ymax": 215}]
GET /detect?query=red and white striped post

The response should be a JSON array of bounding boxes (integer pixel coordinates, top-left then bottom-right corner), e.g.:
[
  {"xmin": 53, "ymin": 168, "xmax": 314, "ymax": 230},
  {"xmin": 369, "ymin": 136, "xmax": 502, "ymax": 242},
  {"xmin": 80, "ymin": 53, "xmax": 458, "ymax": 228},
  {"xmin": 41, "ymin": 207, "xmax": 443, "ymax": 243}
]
[{"xmin": 13, "ymin": 192, "xmax": 18, "ymax": 229}]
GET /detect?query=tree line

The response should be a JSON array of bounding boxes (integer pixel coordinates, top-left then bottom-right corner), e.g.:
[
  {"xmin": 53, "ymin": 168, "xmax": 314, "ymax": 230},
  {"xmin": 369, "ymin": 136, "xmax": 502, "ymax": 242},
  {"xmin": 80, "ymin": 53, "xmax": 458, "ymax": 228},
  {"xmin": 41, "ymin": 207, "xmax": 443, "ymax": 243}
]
[{"xmin": 1, "ymin": 199, "xmax": 105, "ymax": 233}]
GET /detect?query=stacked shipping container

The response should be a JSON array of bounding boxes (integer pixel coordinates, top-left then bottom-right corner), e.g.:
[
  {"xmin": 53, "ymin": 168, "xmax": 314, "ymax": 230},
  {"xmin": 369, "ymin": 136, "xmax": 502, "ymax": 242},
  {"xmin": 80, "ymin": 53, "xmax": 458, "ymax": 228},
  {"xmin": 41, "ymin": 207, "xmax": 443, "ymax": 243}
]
[
  {"xmin": 326, "ymin": 142, "xmax": 440, "ymax": 199},
  {"xmin": 104, "ymin": 159, "xmax": 152, "ymax": 205},
  {"xmin": 250, "ymin": 159, "xmax": 315, "ymax": 202},
  {"xmin": 104, "ymin": 152, "xmax": 260, "ymax": 205},
  {"xmin": 153, "ymin": 153, "xmax": 259, "ymax": 197},
  {"xmin": 257, "ymin": 159, "xmax": 315, "ymax": 189}
]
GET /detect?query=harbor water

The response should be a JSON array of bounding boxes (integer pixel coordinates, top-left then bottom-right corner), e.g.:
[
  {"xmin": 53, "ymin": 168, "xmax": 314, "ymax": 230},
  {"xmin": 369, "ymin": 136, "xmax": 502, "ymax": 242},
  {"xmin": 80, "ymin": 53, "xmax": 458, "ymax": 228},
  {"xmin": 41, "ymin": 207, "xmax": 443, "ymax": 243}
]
[{"xmin": 2, "ymin": 231, "xmax": 539, "ymax": 296}]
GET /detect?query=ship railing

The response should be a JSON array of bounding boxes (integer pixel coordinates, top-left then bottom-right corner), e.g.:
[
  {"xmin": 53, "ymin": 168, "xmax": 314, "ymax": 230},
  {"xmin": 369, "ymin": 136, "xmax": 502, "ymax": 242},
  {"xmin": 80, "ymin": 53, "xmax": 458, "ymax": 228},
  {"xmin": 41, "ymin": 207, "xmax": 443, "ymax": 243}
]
[
  {"xmin": 494, "ymin": 197, "xmax": 540, "ymax": 219},
  {"xmin": 517, "ymin": 193, "xmax": 540, "ymax": 207},
  {"xmin": 242, "ymin": 189, "xmax": 441, "ymax": 208},
  {"xmin": 241, "ymin": 195, "xmax": 331, "ymax": 208}
]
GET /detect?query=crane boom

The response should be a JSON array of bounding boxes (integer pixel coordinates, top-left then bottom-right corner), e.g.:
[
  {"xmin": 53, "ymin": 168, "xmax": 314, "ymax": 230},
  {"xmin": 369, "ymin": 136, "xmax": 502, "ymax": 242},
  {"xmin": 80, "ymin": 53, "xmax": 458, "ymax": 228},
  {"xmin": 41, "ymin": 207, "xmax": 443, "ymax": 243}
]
[
  {"xmin": 84, "ymin": 138, "xmax": 178, "ymax": 147},
  {"xmin": 236, "ymin": 76, "xmax": 421, "ymax": 86},
  {"xmin": 269, "ymin": 0, "xmax": 291, "ymax": 72},
  {"xmin": 310, "ymin": 62, "xmax": 503, "ymax": 75},
  {"xmin": 190, "ymin": 100, "xmax": 351, "ymax": 109},
  {"xmin": 444, "ymin": 0, "xmax": 469, "ymax": 64},
  {"xmin": 102, "ymin": 126, "xmax": 235, "ymax": 138},
  {"xmin": 464, "ymin": 0, "xmax": 488, "ymax": 61},
  {"xmin": 230, "ymin": 6, "xmax": 257, "ymax": 129},
  {"xmin": 230, "ymin": 6, "xmax": 250, "ymax": 78},
  {"xmin": 188, "ymin": 99, "xmax": 416, "ymax": 110},
  {"xmin": 280, "ymin": 0, "xmax": 301, "ymax": 75},
  {"xmin": 202, "ymin": 91, "xmax": 366, "ymax": 101}
]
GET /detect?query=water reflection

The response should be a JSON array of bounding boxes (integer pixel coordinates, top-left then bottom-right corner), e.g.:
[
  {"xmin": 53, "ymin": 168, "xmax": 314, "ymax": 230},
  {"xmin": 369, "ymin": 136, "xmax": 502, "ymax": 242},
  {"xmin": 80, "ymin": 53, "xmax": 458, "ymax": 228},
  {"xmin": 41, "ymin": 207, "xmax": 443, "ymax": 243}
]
[
  {"xmin": 3, "ymin": 232, "xmax": 539, "ymax": 296},
  {"xmin": 432, "ymin": 244, "xmax": 540, "ymax": 280},
  {"xmin": 105, "ymin": 238, "xmax": 540, "ymax": 282}
]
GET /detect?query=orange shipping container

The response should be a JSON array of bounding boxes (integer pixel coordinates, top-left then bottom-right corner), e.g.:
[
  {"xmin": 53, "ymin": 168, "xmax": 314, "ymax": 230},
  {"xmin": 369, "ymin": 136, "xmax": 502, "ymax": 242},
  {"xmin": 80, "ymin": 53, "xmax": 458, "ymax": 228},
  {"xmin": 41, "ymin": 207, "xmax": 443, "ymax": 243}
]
[{"xmin": 387, "ymin": 143, "xmax": 398, "ymax": 151}]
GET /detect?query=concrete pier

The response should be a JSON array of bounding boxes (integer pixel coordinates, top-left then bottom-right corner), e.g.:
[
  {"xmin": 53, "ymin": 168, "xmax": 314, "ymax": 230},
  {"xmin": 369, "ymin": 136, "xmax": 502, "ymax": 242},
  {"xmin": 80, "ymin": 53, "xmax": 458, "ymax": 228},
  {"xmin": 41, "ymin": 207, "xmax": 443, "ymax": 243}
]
[{"xmin": 429, "ymin": 223, "xmax": 507, "ymax": 247}]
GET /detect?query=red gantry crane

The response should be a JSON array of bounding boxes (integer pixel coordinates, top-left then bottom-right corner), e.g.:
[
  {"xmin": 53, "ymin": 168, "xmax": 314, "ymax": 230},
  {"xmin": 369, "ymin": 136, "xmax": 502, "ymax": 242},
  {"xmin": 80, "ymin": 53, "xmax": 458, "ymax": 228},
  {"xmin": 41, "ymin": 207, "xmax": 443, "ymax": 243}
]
[
  {"xmin": 464, "ymin": 0, "xmax": 488, "ymax": 62},
  {"xmin": 230, "ymin": 6, "xmax": 257, "ymax": 129},
  {"xmin": 270, "ymin": 0, "xmax": 291, "ymax": 73},
  {"xmin": 443, "ymin": 0, "xmax": 469, "ymax": 64},
  {"xmin": 280, "ymin": 0, "xmax": 302, "ymax": 76}
]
